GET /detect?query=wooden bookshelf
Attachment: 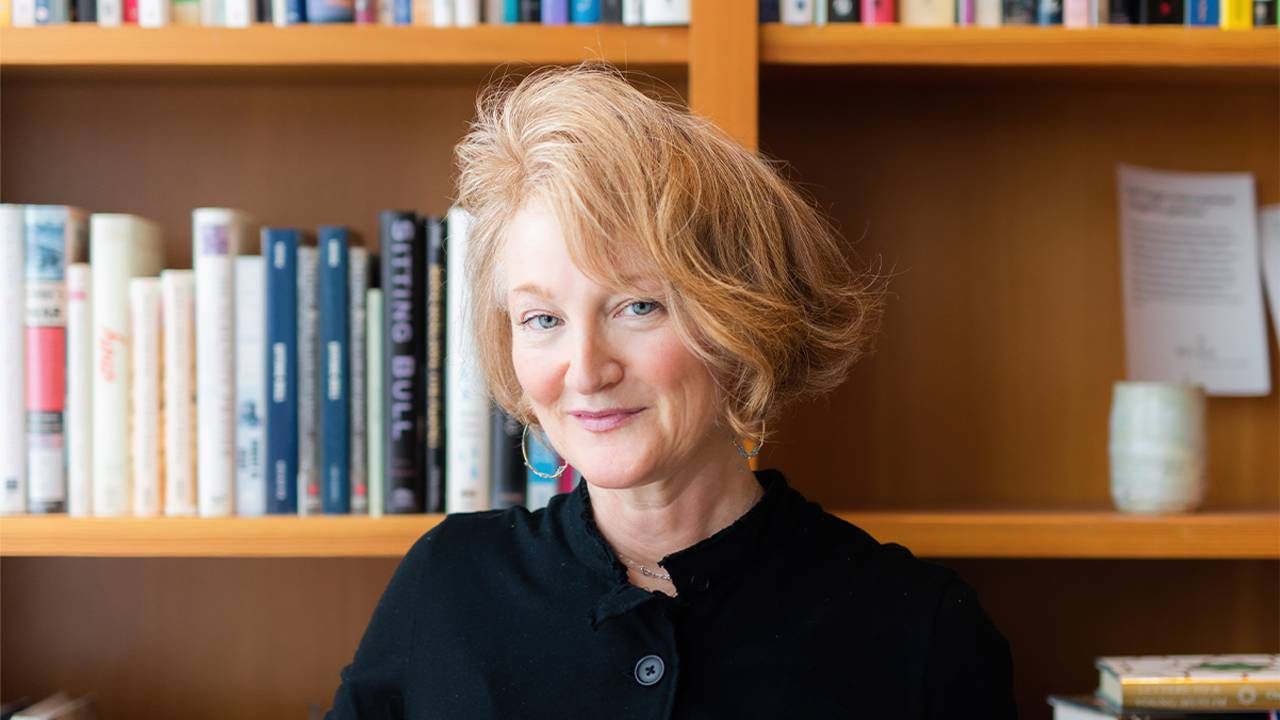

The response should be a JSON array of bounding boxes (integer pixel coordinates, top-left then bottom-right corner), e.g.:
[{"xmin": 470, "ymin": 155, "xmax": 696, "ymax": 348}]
[
  {"xmin": 761, "ymin": 25, "xmax": 1280, "ymax": 68},
  {"xmin": 2, "ymin": 510, "xmax": 1276, "ymax": 558}
]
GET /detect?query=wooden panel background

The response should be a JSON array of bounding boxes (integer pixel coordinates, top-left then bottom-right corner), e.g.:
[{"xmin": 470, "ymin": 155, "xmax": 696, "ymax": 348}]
[{"xmin": 757, "ymin": 67, "xmax": 1280, "ymax": 511}]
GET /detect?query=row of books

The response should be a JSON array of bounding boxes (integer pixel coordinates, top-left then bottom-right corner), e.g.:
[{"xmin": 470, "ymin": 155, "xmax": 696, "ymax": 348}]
[
  {"xmin": 1049, "ymin": 654, "xmax": 1280, "ymax": 719},
  {"xmin": 0, "ymin": 0, "xmax": 689, "ymax": 27},
  {"xmin": 766, "ymin": 0, "xmax": 1278, "ymax": 27},
  {"xmin": 2, "ymin": 203, "xmax": 576, "ymax": 518}
]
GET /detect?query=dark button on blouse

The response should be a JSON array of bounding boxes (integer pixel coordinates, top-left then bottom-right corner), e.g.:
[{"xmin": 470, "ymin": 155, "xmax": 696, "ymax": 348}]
[{"xmin": 326, "ymin": 469, "xmax": 1016, "ymax": 719}]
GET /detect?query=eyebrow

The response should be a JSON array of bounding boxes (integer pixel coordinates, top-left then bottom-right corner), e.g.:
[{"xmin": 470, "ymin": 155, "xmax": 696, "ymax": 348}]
[{"xmin": 509, "ymin": 282, "xmax": 556, "ymax": 299}]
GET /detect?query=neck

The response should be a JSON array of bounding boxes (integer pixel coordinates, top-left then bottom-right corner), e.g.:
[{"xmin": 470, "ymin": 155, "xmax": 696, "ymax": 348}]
[{"xmin": 586, "ymin": 445, "xmax": 761, "ymax": 575}]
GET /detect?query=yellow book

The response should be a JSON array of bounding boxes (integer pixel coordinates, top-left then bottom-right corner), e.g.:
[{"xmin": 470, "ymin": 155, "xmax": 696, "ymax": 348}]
[
  {"xmin": 1222, "ymin": 0, "xmax": 1254, "ymax": 27},
  {"xmin": 1098, "ymin": 655, "xmax": 1280, "ymax": 712},
  {"xmin": 0, "ymin": 0, "xmax": 10, "ymax": 26}
]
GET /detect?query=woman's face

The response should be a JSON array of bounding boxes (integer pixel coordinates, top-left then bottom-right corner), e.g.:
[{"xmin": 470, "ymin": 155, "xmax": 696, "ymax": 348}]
[{"xmin": 503, "ymin": 198, "xmax": 723, "ymax": 489}]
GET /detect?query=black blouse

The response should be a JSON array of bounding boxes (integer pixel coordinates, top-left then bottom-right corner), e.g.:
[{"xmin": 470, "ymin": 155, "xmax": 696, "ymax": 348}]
[{"xmin": 326, "ymin": 469, "xmax": 1017, "ymax": 719}]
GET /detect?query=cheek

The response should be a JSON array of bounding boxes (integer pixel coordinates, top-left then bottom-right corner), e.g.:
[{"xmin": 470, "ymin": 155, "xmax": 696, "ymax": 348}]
[
  {"xmin": 511, "ymin": 341, "xmax": 562, "ymax": 409},
  {"xmin": 640, "ymin": 331, "xmax": 718, "ymax": 423}
]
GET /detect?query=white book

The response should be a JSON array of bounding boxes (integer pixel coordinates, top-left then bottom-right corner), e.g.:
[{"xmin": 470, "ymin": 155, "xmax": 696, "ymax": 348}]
[
  {"xmin": 482, "ymin": 0, "xmax": 502, "ymax": 21},
  {"xmin": 348, "ymin": 247, "xmax": 370, "ymax": 514},
  {"xmin": 91, "ymin": 213, "xmax": 163, "ymax": 517},
  {"xmin": 161, "ymin": 270, "xmax": 197, "ymax": 516},
  {"xmin": 1, "ymin": 205, "xmax": 26, "ymax": 515},
  {"xmin": 130, "ymin": 277, "xmax": 163, "ymax": 517},
  {"xmin": 452, "ymin": 0, "xmax": 477, "ymax": 24},
  {"xmin": 13, "ymin": 0, "xmax": 36, "ymax": 24},
  {"xmin": 194, "ymin": 207, "xmax": 252, "ymax": 517},
  {"xmin": 976, "ymin": 0, "xmax": 1001, "ymax": 24},
  {"xmin": 272, "ymin": 0, "xmax": 287, "ymax": 23},
  {"xmin": 622, "ymin": 0, "xmax": 642, "ymax": 24},
  {"xmin": 223, "ymin": 0, "xmax": 251, "ymax": 25},
  {"xmin": 139, "ymin": 0, "xmax": 170, "ymax": 26},
  {"xmin": 234, "ymin": 256, "xmax": 266, "ymax": 516},
  {"xmin": 642, "ymin": 0, "xmax": 686, "ymax": 24},
  {"xmin": 431, "ymin": 0, "xmax": 452, "ymax": 22},
  {"xmin": 444, "ymin": 207, "xmax": 491, "ymax": 514},
  {"xmin": 296, "ymin": 245, "xmax": 320, "ymax": 515},
  {"xmin": 66, "ymin": 263, "xmax": 93, "ymax": 517},
  {"xmin": 201, "ymin": 0, "xmax": 223, "ymax": 24},
  {"xmin": 781, "ymin": 0, "xmax": 814, "ymax": 23},
  {"xmin": 25, "ymin": 205, "xmax": 89, "ymax": 514},
  {"xmin": 95, "ymin": 0, "xmax": 120, "ymax": 23},
  {"xmin": 366, "ymin": 288, "xmax": 384, "ymax": 518},
  {"xmin": 901, "ymin": 0, "xmax": 956, "ymax": 24}
]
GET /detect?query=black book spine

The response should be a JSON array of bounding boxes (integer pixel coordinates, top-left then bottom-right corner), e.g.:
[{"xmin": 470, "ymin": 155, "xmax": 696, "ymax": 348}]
[
  {"xmin": 75, "ymin": 0, "xmax": 96, "ymax": 21},
  {"xmin": 758, "ymin": 0, "xmax": 779, "ymax": 21},
  {"xmin": 381, "ymin": 210, "xmax": 425, "ymax": 514},
  {"xmin": 1140, "ymin": 0, "xmax": 1181, "ymax": 22},
  {"xmin": 600, "ymin": 0, "xmax": 622, "ymax": 21},
  {"xmin": 828, "ymin": 0, "xmax": 858, "ymax": 20},
  {"xmin": 1257, "ymin": 0, "xmax": 1278, "ymax": 23},
  {"xmin": 1002, "ymin": 0, "xmax": 1036, "ymax": 22},
  {"xmin": 1109, "ymin": 0, "xmax": 1139, "ymax": 21},
  {"xmin": 519, "ymin": 0, "xmax": 539, "ymax": 21},
  {"xmin": 422, "ymin": 216, "xmax": 447, "ymax": 514},
  {"xmin": 489, "ymin": 408, "xmax": 526, "ymax": 510}
]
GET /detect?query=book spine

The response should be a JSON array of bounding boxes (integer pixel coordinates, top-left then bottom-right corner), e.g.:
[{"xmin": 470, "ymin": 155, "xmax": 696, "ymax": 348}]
[
  {"xmin": 540, "ymin": 0, "xmax": 564, "ymax": 21},
  {"xmin": 423, "ymin": 216, "xmax": 446, "ymax": 513},
  {"xmin": 392, "ymin": 0, "xmax": 409, "ymax": 22},
  {"xmin": 171, "ymin": 0, "xmax": 198, "ymax": 21},
  {"xmin": 957, "ymin": 0, "xmax": 976, "ymax": 22},
  {"xmin": 1255, "ymin": 0, "xmax": 1277, "ymax": 23},
  {"xmin": 502, "ymin": 0, "xmax": 517, "ymax": 19},
  {"xmin": 264, "ymin": 229, "xmax": 300, "ymax": 515},
  {"xmin": 34, "ymin": 0, "xmax": 69, "ymax": 22},
  {"xmin": 444, "ymin": 207, "xmax": 491, "ymax": 514},
  {"xmin": 381, "ymin": 211, "xmax": 425, "ymax": 513},
  {"xmin": 781, "ymin": 0, "xmax": 813, "ymax": 22},
  {"xmin": 161, "ymin": 270, "xmax": 197, "ymax": 516},
  {"xmin": 95, "ymin": 0, "xmax": 119, "ymax": 22},
  {"xmin": 642, "ymin": 0, "xmax": 687, "ymax": 23},
  {"xmin": 366, "ymin": 288, "xmax": 385, "ymax": 518},
  {"xmin": 902, "ymin": 0, "xmax": 955, "ymax": 23},
  {"xmin": 1120, "ymin": 680, "xmax": 1280, "ymax": 711},
  {"xmin": 1139, "ymin": 0, "xmax": 1179, "ymax": 21},
  {"xmin": 91, "ymin": 214, "xmax": 163, "ymax": 517},
  {"xmin": 24, "ymin": 206, "xmax": 87, "ymax": 513},
  {"xmin": 354, "ymin": 0, "xmax": 375, "ymax": 20},
  {"xmin": 319, "ymin": 228, "xmax": 351, "ymax": 514},
  {"xmin": 861, "ymin": 0, "xmax": 895, "ymax": 23},
  {"xmin": 12, "ymin": 0, "xmax": 34, "ymax": 23},
  {"xmin": 193, "ymin": 208, "xmax": 247, "ymax": 517},
  {"xmin": 829, "ymin": 0, "xmax": 858, "ymax": 20},
  {"xmin": 430, "ymin": 0, "xmax": 450, "ymax": 21},
  {"xmin": 130, "ymin": 277, "xmax": 163, "ymax": 517},
  {"xmin": 0, "ymin": 205, "xmax": 25, "ymax": 514},
  {"xmin": 975, "ymin": 0, "xmax": 999, "ymax": 23},
  {"xmin": 75, "ymin": 0, "xmax": 97, "ymax": 19},
  {"xmin": 307, "ymin": 0, "xmax": 353, "ymax": 21},
  {"xmin": 1063, "ymin": 0, "xmax": 1088, "ymax": 24},
  {"xmin": 66, "ymin": 263, "xmax": 92, "ymax": 517},
  {"xmin": 1002, "ymin": 0, "xmax": 1035, "ymax": 19},
  {"xmin": 297, "ymin": 245, "xmax": 321, "ymax": 515},
  {"xmin": 524, "ymin": 427, "xmax": 559, "ymax": 510},
  {"xmin": 454, "ymin": 0, "xmax": 478, "ymax": 21},
  {"xmin": 202, "ymin": 0, "xmax": 224, "ymax": 23},
  {"xmin": 570, "ymin": 0, "xmax": 598, "ymax": 21},
  {"xmin": 138, "ymin": 0, "xmax": 169, "ymax": 24},
  {"xmin": 1221, "ymin": 0, "xmax": 1252, "ymax": 24},
  {"xmin": 235, "ymin": 255, "xmax": 267, "ymax": 517},
  {"xmin": 489, "ymin": 408, "xmax": 525, "ymax": 509},
  {"xmin": 122, "ymin": 0, "xmax": 136, "ymax": 20},
  {"xmin": 223, "ymin": 0, "xmax": 251, "ymax": 24},
  {"xmin": 1036, "ymin": 0, "xmax": 1062, "ymax": 22},
  {"xmin": 348, "ymin": 247, "xmax": 370, "ymax": 514},
  {"xmin": 518, "ymin": 0, "xmax": 538, "ymax": 19},
  {"xmin": 1185, "ymin": 0, "xmax": 1217, "ymax": 22}
]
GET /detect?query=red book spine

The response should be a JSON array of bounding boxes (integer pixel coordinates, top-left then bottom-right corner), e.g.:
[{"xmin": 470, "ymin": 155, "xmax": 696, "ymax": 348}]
[
  {"xmin": 123, "ymin": 0, "xmax": 138, "ymax": 22},
  {"xmin": 862, "ymin": 0, "xmax": 896, "ymax": 23}
]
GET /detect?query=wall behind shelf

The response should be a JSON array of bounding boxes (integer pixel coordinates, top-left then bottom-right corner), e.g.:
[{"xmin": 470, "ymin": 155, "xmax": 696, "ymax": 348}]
[{"xmin": 757, "ymin": 68, "xmax": 1280, "ymax": 511}]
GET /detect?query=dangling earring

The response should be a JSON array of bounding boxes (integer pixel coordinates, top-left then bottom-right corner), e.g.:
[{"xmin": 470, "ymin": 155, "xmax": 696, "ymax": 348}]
[
  {"xmin": 731, "ymin": 420, "xmax": 765, "ymax": 460},
  {"xmin": 522, "ymin": 424, "xmax": 567, "ymax": 480}
]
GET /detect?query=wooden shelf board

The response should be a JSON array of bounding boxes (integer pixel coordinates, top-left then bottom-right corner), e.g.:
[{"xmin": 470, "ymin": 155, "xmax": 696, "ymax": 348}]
[
  {"xmin": 761, "ymin": 25, "xmax": 1280, "ymax": 68},
  {"xmin": 2, "ymin": 510, "xmax": 1274, "ymax": 558},
  {"xmin": 0, "ymin": 24, "xmax": 688, "ymax": 71}
]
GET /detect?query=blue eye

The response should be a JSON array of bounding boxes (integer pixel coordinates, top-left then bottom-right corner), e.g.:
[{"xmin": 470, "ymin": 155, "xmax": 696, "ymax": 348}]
[
  {"xmin": 625, "ymin": 300, "xmax": 660, "ymax": 317},
  {"xmin": 521, "ymin": 313, "xmax": 561, "ymax": 330}
]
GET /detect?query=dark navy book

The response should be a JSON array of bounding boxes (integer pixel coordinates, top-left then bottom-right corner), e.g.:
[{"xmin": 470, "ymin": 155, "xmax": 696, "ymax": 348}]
[
  {"xmin": 489, "ymin": 408, "xmax": 526, "ymax": 510},
  {"xmin": 319, "ymin": 226, "xmax": 352, "ymax": 514},
  {"xmin": 600, "ymin": 0, "xmax": 621, "ymax": 21},
  {"xmin": 381, "ymin": 211, "xmax": 425, "ymax": 513},
  {"xmin": 423, "ymin": 216, "xmax": 447, "ymax": 514},
  {"xmin": 264, "ymin": 227, "xmax": 301, "ymax": 515},
  {"xmin": 1037, "ymin": 0, "xmax": 1063, "ymax": 23}
]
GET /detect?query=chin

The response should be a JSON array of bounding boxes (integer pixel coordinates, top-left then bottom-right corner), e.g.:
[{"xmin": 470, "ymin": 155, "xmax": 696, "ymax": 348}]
[{"xmin": 566, "ymin": 449, "xmax": 653, "ymax": 489}]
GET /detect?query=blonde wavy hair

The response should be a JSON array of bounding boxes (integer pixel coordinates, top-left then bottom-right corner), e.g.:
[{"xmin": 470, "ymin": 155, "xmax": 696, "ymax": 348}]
[{"xmin": 453, "ymin": 63, "xmax": 886, "ymax": 445}]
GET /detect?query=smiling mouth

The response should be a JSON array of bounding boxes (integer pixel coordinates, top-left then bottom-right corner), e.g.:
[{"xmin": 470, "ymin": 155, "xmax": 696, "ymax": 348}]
[{"xmin": 569, "ymin": 408, "xmax": 644, "ymax": 433}]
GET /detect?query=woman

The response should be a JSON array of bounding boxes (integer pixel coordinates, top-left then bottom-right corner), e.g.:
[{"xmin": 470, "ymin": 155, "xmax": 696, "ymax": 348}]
[{"xmin": 328, "ymin": 64, "xmax": 1015, "ymax": 719}]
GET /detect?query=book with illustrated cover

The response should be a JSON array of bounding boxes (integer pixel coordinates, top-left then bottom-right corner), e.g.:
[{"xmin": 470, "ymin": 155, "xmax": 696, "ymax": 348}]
[
  {"xmin": 1050, "ymin": 694, "xmax": 1275, "ymax": 719},
  {"xmin": 1098, "ymin": 655, "xmax": 1280, "ymax": 712}
]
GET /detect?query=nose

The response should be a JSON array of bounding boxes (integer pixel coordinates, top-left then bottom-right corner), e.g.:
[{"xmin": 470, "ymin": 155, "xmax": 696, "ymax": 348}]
[{"xmin": 564, "ymin": 323, "xmax": 622, "ymax": 395}]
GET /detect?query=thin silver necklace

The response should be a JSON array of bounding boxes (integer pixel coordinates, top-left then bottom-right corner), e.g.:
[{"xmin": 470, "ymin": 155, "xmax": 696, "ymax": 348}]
[{"xmin": 617, "ymin": 481, "xmax": 764, "ymax": 585}]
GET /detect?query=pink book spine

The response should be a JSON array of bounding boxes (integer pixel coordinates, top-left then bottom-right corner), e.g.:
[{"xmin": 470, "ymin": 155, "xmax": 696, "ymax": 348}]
[
  {"xmin": 354, "ymin": 0, "xmax": 376, "ymax": 21},
  {"xmin": 1063, "ymin": 0, "xmax": 1089, "ymax": 25},
  {"xmin": 558, "ymin": 464, "xmax": 576, "ymax": 494},
  {"xmin": 123, "ymin": 0, "xmax": 138, "ymax": 21},
  {"xmin": 958, "ymin": 0, "xmax": 976, "ymax": 22},
  {"xmin": 862, "ymin": 0, "xmax": 896, "ymax": 23}
]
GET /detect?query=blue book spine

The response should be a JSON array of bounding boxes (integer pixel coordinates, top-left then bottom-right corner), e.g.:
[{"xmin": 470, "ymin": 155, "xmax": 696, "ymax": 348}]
[
  {"xmin": 306, "ymin": 0, "xmax": 354, "ymax": 20},
  {"xmin": 319, "ymin": 227, "xmax": 351, "ymax": 514},
  {"xmin": 570, "ymin": 0, "xmax": 599, "ymax": 21},
  {"xmin": 287, "ymin": 0, "xmax": 307, "ymax": 22},
  {"xmin": 264, "ymin": 228, "xmax": 300, "ymax": 515},
  {"xmin": 1036, "ymin": 0, "xmax": 1063, "ymax": 22},
  {"xmin": 393, "ymin": 0, "xmax": 410, "ymax": 22},
  {"xmin": 1185, "ymin": 0, "xmax": 1218, "ymax": 22},
  {"xmin": 504, "ymin": 0, "xmax": 518, "ymax": 19},
  {"xmin": 541, "ymin": 0, "xmax": 567, "ymax": 22}
]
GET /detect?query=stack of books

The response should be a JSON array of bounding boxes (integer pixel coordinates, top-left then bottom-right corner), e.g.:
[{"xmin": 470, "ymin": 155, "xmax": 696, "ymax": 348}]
[{"xmin": 1049, "ymin": 654, "xmax": 1280, "ymax": 719}]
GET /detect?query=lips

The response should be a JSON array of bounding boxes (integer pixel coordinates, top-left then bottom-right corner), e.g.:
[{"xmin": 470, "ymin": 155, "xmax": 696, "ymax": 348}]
[{"xmin": 569, "ymin": 408, "xmax": 644, "ymax": 433}]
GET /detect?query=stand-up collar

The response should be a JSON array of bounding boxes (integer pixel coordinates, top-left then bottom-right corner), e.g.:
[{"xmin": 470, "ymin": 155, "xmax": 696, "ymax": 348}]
[{"xmin": 559, "ymin": 469, "xmax": 799, "ymax": 628}]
